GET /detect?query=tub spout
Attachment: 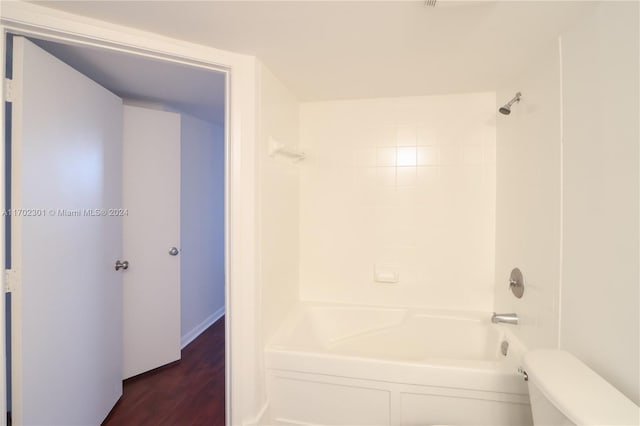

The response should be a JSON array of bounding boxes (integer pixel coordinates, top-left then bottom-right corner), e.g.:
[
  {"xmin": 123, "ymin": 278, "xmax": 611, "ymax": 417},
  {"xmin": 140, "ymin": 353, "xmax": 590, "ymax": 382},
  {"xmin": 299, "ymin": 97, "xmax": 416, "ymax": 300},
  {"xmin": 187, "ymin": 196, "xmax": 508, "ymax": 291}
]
[{"xmin": 491, "ymin": 312, "xmax": 518, "ymax": 325}]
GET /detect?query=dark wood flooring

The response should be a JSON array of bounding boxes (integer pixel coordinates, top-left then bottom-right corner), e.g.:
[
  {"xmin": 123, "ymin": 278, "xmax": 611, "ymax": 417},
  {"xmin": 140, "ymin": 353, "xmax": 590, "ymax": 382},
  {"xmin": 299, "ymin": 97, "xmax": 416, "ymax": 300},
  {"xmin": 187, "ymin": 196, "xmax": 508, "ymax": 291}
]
[{"xmin": 102, "ymin": 317, "xmax": 226, "ymax": 426}]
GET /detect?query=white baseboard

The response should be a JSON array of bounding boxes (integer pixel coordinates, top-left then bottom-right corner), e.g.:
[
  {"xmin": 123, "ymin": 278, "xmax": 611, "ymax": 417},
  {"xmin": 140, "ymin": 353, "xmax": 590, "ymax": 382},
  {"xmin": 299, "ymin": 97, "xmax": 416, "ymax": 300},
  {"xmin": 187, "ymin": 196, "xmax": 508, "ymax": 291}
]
[
  {"xmin": 272, "ymin": 419, "xmax": 310, "ymax": 425},
  {"xmin": 180, "ymin": 306, "xmax": 225, "ymax": 349}
]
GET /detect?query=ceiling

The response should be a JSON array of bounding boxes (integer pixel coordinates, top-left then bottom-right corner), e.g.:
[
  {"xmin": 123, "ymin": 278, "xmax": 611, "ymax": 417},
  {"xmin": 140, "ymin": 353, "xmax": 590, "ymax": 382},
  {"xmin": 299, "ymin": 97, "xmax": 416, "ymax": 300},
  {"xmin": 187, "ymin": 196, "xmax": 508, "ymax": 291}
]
[
  {"xmin": 33, "ymin": 38, "xmax": 226, "ymax": 124},
  {"xmin": 35, "ymin": 1, "xmax": 595, "ymax": 101}
]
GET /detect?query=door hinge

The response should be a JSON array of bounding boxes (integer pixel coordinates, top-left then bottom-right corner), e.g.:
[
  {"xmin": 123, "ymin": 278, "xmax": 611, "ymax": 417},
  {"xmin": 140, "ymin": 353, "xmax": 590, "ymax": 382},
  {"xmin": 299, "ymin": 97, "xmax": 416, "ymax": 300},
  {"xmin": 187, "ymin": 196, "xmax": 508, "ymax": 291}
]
[
  {"xmin": 4, "ymin": 78, "xmax": 15, "ymax": 103},
  {"xmin": 5, "ymin": 269, "xmax": 17, "ymax": 293}
]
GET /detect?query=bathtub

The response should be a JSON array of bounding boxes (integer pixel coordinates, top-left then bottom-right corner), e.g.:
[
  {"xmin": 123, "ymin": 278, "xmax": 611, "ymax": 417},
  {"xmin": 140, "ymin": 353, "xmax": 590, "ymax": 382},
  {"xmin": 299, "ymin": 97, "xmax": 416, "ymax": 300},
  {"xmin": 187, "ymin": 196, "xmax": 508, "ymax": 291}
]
[{"xmin": 264, "ymin": 303, "xmax": 533, "ymax": 426}]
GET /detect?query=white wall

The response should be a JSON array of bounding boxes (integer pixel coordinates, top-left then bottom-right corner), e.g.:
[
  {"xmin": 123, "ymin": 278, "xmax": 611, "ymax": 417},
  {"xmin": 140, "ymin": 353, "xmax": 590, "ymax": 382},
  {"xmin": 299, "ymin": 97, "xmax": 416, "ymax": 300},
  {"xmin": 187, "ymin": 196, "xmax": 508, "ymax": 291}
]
[
  {"xmin": 258, "ymin": 64, "xmax": 300, "ymax": 343},
  {"xmin": 560, "ymin": 1, "xmax": 639, "ymax": 404},
  {"xmin": 256, "ymin": 64, "xmax": 301, "ymax": 422},
  {"xmin": 180, "ymin": 114, "xmax": 225, "ymax": 344},
  {"xmin": 494, "ymin": 41, "xmax": 562, "ymax": 350},
  {"xmin": 494, "ymin": 1, "xmax": 640, "ymax": 405},
  {"xmin": 299, "ymin": 94, "xmax": 496, "ymax": 311}
]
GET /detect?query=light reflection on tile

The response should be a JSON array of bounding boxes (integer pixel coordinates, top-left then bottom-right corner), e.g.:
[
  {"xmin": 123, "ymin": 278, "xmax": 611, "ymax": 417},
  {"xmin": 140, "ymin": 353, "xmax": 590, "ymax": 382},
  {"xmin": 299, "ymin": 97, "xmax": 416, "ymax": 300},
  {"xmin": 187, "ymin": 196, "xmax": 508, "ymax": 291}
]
[{"xmin": 397, "ymin": 147, "xmax": 417, "ymax": 167}]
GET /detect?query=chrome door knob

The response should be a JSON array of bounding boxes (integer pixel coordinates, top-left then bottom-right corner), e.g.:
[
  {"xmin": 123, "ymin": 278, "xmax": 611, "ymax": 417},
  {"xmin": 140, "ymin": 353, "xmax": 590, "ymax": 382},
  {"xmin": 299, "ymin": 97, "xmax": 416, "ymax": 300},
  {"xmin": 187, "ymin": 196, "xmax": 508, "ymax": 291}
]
[
  {"xmin": 115, "ymin": 260, "xmax": 129, "ymax": 271},
  {"xmin": 168, "ymin": 247, "xmax": 179, "ymax": 256}
]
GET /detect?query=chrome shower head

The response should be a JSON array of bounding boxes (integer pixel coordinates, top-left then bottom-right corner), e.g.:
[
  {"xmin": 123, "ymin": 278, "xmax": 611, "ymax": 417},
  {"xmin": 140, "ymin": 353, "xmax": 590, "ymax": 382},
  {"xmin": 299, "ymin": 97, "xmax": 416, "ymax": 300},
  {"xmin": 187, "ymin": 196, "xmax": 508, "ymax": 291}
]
[
  {"xmin": 499, "ymin": 105, "xmax": 512, "ymax": 115},
  {"xmin": 499, "ymin": 92, "xmax": 522, "ymax": 115}
]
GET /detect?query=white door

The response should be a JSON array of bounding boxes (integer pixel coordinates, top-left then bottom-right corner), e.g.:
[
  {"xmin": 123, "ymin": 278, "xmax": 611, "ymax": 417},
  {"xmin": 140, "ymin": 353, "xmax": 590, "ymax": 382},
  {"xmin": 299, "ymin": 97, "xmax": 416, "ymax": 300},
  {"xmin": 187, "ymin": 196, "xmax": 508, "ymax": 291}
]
[
  {"xmin": 122, "ymin": 105, "xmax": 181, "ymax": 379},
  {"xmin": 10, "ymin": 36, "xmax": 124, "ymax": 425}
]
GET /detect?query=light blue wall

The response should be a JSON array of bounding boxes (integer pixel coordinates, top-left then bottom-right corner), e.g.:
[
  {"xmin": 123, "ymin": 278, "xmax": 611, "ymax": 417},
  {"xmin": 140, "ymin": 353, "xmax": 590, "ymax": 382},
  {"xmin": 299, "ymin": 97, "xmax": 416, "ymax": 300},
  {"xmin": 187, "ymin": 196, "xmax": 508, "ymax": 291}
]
[{"xmin": 180, "ymin": 113, "xmax": 225, "ymax": 344}]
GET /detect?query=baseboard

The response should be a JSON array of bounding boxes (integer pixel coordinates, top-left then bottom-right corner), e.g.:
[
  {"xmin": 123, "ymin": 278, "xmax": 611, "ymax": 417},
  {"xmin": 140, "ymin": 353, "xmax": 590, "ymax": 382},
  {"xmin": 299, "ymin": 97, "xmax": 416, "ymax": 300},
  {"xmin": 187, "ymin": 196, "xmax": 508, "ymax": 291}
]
[
  {"xmin": 180, "ymin": 306, "xmax": 225, "ymax": 349},
  {"xmin": 272, "ymin": 419, "xmax": 310, "ymax": 425}
]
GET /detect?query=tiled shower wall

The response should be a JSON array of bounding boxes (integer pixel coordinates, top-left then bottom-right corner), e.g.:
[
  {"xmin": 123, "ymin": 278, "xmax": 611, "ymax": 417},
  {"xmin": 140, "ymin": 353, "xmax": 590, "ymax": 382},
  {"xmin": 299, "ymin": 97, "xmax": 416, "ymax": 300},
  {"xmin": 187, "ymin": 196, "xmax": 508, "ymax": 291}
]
[{"xmin": 299, "ymin": 93, "xmax": 496, "ymax": 311}]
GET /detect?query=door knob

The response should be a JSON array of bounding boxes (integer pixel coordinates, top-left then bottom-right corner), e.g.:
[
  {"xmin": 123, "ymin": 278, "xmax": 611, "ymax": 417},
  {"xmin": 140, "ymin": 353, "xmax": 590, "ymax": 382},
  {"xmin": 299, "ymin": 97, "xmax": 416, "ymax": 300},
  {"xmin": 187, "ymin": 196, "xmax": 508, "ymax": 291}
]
[
  {"xmin": 169, "ymin": 247, "xmax": 179, "ymax": 256},
  {"xmin": 115, "ymin": 260, "xmax": 129, "ymax": 271}
]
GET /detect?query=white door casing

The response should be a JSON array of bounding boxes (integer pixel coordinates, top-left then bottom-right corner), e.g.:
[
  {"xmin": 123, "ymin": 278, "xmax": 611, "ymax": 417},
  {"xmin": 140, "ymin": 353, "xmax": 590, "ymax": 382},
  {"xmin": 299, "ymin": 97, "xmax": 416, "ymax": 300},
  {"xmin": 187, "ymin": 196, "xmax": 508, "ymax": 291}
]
[
  {"xmin": 0, "ymin": 1, "xmax": 260, "ymax": 423},
  {"xmin": 10, "ymin": 36, "xmax": 124, "ymax": 425},
  {"xmin": 122, "ymin": 105, "xmax": 181, "ymax": 379}
]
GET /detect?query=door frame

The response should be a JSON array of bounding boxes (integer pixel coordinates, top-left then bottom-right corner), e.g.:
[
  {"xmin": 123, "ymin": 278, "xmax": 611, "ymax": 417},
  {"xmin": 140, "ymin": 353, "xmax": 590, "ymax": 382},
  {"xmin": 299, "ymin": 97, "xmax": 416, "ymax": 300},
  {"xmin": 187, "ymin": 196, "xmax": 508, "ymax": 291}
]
[{"xmin": 0, "ymin": 2, "xmax": 260, "ymax": 426}]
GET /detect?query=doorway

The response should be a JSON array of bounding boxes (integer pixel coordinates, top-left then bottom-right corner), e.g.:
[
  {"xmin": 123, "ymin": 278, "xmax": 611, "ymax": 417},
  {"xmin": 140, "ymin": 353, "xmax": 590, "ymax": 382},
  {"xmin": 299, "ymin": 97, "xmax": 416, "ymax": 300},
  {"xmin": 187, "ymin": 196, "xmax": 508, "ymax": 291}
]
[{"xmin": 4, "ymin": 34, "xmax": 227, "ymax": 424}]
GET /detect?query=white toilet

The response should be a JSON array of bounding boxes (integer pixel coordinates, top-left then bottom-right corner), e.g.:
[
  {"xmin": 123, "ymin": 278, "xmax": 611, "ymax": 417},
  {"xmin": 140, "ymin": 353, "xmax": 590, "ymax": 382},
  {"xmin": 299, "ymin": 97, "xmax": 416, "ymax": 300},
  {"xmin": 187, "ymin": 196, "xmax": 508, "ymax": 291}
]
[{"xmin": 524, "ymin": 350, "xmax": 639, "ymax": 425}]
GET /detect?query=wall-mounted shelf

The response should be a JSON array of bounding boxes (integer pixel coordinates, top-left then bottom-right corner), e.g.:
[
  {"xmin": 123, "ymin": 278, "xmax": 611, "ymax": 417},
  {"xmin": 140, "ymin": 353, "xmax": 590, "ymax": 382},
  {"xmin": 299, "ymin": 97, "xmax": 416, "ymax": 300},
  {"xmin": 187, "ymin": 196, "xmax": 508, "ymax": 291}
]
[{"xmin": 269, "ymin": 137, "xmax": 305, "ymax": 162}]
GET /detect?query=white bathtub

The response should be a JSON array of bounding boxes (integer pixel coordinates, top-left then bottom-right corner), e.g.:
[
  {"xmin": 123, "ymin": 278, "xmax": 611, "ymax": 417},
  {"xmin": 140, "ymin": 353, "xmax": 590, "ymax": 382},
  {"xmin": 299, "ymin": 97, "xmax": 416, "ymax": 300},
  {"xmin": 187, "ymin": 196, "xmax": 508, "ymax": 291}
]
[{"xmin": 264, "ymin": 303, "xmax": 533, "ymax": 426}]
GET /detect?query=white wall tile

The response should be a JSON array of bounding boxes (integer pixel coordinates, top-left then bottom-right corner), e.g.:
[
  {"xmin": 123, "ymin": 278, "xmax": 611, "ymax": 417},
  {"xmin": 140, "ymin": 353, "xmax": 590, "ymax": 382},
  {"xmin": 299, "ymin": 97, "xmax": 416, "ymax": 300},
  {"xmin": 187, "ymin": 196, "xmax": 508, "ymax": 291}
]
[{"xmin": 299, "ymin": 93, "xmax": 496, "ymax": 310}]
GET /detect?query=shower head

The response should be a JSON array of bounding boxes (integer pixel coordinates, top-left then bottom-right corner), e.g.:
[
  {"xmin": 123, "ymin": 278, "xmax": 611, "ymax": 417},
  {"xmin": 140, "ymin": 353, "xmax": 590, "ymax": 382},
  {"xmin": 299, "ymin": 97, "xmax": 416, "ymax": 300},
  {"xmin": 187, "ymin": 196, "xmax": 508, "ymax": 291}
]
[{"xmin": 499, "ymin": 92, "xmax": 522, "ymax": 115}]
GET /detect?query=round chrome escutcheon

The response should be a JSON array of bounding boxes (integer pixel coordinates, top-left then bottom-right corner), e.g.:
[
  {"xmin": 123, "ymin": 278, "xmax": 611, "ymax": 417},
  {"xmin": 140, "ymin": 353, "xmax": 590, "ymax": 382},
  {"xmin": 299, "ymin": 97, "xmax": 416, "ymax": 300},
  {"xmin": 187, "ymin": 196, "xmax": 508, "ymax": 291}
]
[{"xmin": 509, "ymin": 267, "xmax": 525, "ymax": 299}]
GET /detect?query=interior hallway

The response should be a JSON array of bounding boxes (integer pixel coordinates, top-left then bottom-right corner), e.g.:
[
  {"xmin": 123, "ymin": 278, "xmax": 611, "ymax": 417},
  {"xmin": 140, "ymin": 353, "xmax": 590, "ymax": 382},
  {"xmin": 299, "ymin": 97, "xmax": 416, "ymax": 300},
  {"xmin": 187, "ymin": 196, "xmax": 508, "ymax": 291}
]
[{"xmin": 102, "ymin": 318, "xmax": 225, "ymax": 426}]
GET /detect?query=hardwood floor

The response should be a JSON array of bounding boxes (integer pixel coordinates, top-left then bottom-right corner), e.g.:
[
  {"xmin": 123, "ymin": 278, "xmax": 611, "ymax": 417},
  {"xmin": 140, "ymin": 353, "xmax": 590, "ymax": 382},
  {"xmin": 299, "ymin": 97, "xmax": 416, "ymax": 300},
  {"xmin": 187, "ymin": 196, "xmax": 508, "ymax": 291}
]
[{"xmin": 103, "ymin": 317, "xmax": 225, "ymax": 426}]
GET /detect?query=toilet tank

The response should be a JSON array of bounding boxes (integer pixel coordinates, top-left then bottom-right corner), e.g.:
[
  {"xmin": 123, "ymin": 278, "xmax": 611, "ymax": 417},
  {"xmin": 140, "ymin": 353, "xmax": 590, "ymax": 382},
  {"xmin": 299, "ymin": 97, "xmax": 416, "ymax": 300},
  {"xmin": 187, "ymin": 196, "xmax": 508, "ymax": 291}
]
[{"xmin": 523, "ymin": 350, "xmax": 639, "ymax": 426}]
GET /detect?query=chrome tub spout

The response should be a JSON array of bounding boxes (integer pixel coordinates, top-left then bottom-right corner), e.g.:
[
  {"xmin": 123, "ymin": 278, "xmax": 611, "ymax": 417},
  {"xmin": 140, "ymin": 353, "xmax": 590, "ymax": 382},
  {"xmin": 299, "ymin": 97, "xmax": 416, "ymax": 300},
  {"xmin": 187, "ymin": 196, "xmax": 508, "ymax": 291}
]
[{"xmin": 491, "ymin": 312, "xmax": 518, "ymax": 325}]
